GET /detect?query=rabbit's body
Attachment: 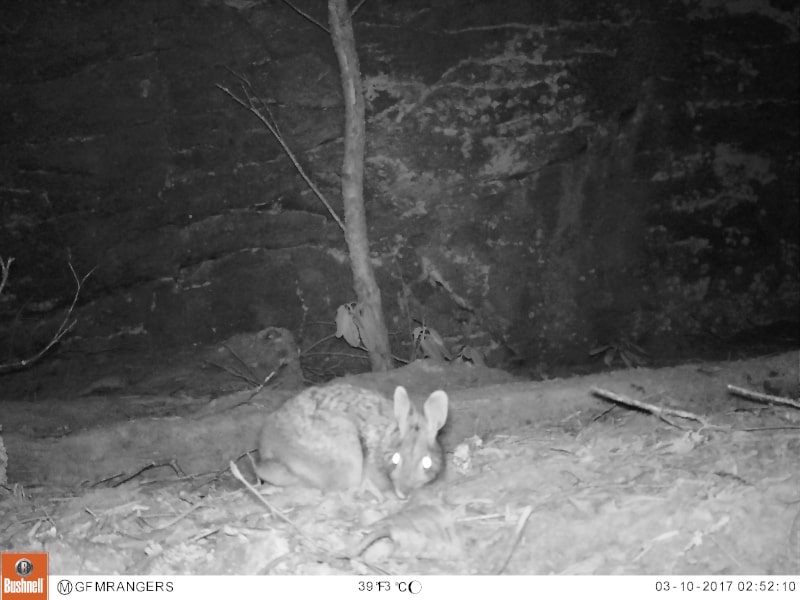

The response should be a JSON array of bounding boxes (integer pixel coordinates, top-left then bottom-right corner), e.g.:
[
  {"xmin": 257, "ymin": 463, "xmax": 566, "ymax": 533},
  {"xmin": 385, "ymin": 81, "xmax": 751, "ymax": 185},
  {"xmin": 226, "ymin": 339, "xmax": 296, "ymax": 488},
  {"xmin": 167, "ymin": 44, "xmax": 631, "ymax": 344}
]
[{"xmin": 255, "ymin": 383, "xmax": 448, "ymax": 498}]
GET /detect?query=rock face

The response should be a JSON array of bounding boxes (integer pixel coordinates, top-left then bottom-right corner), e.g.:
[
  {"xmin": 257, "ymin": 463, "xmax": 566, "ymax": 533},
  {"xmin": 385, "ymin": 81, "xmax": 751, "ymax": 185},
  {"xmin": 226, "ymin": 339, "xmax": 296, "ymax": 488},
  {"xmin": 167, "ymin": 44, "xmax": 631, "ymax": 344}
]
[{"xmin": 0, "ymin": 0, "xmax": 797, "ymax": 373}]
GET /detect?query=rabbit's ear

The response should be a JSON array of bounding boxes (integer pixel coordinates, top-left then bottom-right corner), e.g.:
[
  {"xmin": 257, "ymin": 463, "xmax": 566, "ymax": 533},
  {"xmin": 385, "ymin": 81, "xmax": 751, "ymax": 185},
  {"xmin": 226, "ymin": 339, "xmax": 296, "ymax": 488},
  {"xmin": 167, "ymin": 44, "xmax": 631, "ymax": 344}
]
[
  {"xmin": 393, "ymin": 386, "xmax": 412, "ymax": 436},
  {"xmin": 423, "ymin": 391, "xmax": 448, "ymax": 443}
]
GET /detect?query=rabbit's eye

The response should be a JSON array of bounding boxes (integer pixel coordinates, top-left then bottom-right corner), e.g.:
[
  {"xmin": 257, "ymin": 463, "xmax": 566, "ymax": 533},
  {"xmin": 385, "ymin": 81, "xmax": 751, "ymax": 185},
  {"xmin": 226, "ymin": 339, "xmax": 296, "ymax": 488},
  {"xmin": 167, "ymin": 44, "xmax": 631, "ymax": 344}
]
[
  {"xmin": 391, "ymin": 452, "xmax": 401, "ymax": 466},
  {"xmin": 421, "ymin": 455, "xmax": 432, "ymax": 470}
]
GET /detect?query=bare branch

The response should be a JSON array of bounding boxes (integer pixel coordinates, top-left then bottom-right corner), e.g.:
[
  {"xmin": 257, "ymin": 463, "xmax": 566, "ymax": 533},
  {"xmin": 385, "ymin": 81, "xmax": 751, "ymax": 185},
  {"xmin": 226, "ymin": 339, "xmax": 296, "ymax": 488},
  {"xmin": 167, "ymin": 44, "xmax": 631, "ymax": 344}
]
[
  {"xmin": 221, "ymin": 65, "xmax": 252, "ymax": 89},
  {"xmin": 216, "ymin": 83, "xmax": 345, "ymax": 232},
  {"xmin": 0, "ymin": 256, "xmax": 14, "ymax": 298},
  {"xmin": 230, "ymin": 460, "xmax": 329, "ymax": 553},
  {"xmin": 351, "ymin": 0, "xmax": 368, "ymax": 16},
  {"xmin": 727, "ymin": 384, "xmax": 800, "ymax": 410},
  {"xmin": 279, "ymin": 0, "xmax": 329, "ymax": 34},
  {"xmin": 493, "ymin": 505, "xmax": 533, "ymax": 575},
  {"xmin": 0, "ymin": 262, "xmax": 95, "ymax": 373},
  {"xmin": 591, "ymin": 386, "xmax": 716, "ymax": 429}
]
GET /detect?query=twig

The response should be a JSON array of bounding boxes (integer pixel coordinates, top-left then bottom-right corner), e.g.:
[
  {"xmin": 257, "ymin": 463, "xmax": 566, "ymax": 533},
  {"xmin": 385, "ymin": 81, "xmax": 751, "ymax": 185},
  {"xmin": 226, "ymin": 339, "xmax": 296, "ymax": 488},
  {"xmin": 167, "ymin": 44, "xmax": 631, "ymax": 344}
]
[
  {"xmin": 223, "ymin": 342, "xmax": 260, "ymax": 381},
  {"xmin": 737, "ymin": 425, "xmax": 800, "ymax": 432},
  {"xmin": 246, "ymin": 365, "xmax": 281, "ymax": 401},
  {"xmin": 222, "ymin": 67, "xmax": 283, "ymax": 140},
  {"xmin": 279, "ymin": 0, "xmax": 329, "ymax": 34},
  {"xmin": 300, "ymin": 333, "xmax": 338, "ymax": 355},
  {"xmin": 221, "ymin": 65, "xmax": 252, "ymax": 89},
  {"xmin": 142, "ymin": 498, "xmax": 208, "ymax": 532},
  {"xmin": 351, "ymin": 0, "xmax": 368, "ymax": 16},
  {"xmin": 727, "ymin": 384, "xmax": 800, "ymax": 410},
  {"xmin": 0, "ymin": 256, "xmax": 14, "ymax": 297},
  {"xmin": 301, "ymin": 351, "xmax": 371, "ymax": 361},
  {"xmin": 590, "ymin": 387, "xmax": 714, "ymax": 429},
  {"xmin": 229, "ymin": 460, "xmax": 328, "ymax": 554},
  {"xmin": 493, "ymin": 505, "xmax": 533, "ymax": 574},
  {"xmin": 98, "ymin": 460, "xmax": 185, "ymax": 487},
  {"xmin": 0, "ymin": 261, "xmax": 95, "ymax": 373},
  {"xmin": 589, "ymin": 405, "xmax": 617, "ymax": 425},
  {"xmin": 207, "ymin": 360, "xmax": 260, "ymax": 386},
  {"xmin": 216, "ymin": 83, "xmax": 345, "ymax": 232}
]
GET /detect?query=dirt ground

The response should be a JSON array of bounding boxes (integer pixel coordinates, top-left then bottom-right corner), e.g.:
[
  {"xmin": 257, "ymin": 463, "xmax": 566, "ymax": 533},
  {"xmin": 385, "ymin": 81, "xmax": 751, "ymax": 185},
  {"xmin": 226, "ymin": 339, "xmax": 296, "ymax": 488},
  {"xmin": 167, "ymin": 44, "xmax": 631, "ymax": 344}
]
[{"xmin": 1, "ymin": 348, "xmax": 798, "ymax": 575}]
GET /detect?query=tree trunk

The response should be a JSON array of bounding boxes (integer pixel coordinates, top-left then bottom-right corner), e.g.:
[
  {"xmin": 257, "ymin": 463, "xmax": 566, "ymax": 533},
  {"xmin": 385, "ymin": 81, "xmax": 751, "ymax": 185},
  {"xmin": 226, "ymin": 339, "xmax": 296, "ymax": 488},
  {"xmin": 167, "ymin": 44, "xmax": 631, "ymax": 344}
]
[{"xmin": 327, "ymin": 0, "xmax": 393, "ymax": 372}]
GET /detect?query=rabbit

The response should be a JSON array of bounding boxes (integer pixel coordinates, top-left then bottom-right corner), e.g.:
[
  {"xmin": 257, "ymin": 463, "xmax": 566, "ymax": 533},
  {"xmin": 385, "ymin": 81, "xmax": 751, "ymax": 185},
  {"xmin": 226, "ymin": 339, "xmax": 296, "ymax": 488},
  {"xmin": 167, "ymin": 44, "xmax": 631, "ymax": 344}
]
[{"xmin": 255, "ymin": 383, "xmax": 449, "ymax": 499}]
